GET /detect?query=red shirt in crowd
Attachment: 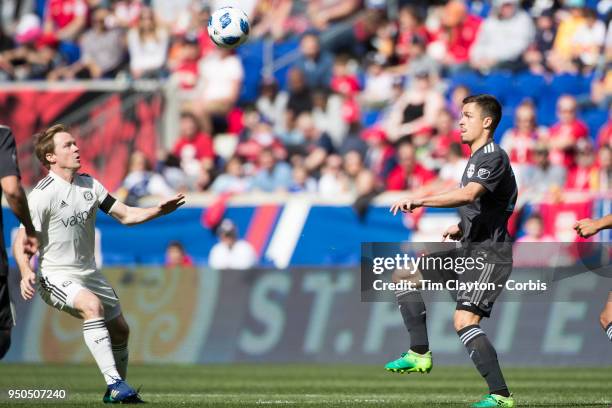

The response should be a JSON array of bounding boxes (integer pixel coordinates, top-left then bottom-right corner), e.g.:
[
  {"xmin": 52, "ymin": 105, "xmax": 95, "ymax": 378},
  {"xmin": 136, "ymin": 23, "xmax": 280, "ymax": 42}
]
[
  {"xmin": 548, "ymin": 119, "xmax": 589, "ymax": 166},
  {"xmin": 597, "ymin": 120, "xmax": 612, "ymax": 148},
  {"xmin": 432, "ymin": 129, "xmax": 470, "ymax": 158},
  {"xmin": 173, "ymin": 132, "xmax": 214, "ymax": 161},
  {"xmin": 430, "ymin": 14, "xmax": 481, "ymax": 64},
  {"xmin": 386, "ymin": 163, "xmax": 436, "ymax": 191},
  {"xmin": 565, "ymin": 165, "xmax": 596, "ymax": 191},
  {"xmin": 501, "ymin": 129, "xmax": 541, "ymax": 165},
  {"xmin": 47, "ymin": 0, "xmax": 88, "ymax": 29}
]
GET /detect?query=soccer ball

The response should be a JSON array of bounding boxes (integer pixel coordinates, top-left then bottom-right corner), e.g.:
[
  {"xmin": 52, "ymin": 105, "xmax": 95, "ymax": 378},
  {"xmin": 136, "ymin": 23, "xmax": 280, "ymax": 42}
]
[{"xmin": 207, "ymin": 7, "xmax": 250, "ymax": 49}]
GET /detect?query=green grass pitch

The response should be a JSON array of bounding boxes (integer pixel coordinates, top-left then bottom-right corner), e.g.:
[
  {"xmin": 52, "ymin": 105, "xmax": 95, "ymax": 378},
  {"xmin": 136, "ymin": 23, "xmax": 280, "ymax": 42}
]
[{"xmin": 0, "ymin": 364, "xmax": 610, "ymax": 407}]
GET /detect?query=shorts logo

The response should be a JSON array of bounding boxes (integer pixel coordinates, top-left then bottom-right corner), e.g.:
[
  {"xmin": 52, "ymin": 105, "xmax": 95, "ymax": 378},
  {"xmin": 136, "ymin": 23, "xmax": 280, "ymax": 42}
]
[
  {"xmin": 477, "ymin": 168, "xmax": 491, "ymax": 179},
  {"xmin": 83, "ymin": 191, "xmax": 94, "ymax": 201},
  {"xmin": 466, "ymin": 164, "xmax": 475, "ymax": 178},
  {"xmin": 62, "ymin": 281, "xmax": 72, "ymax": 287}
]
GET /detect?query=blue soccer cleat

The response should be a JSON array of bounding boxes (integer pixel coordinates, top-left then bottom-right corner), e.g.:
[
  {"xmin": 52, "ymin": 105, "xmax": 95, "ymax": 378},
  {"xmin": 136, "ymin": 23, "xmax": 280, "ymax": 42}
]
[{"xmin": 103, "ymin": 379, "xmax": 145, "ymax": 404}]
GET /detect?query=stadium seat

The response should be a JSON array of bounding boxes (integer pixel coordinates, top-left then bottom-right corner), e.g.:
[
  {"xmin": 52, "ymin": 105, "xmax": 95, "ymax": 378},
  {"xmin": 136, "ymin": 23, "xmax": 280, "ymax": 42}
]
[
  {"xmin": 580, "ymin": 108, "xmax": 609, "ymax": 140},
  {"xmin": 511, "ymin": 71, "xmax": 547, "ymax": 107},
  {"xmin": 483, "ymin": 71, "xmax": 514, "ymax": 106}
]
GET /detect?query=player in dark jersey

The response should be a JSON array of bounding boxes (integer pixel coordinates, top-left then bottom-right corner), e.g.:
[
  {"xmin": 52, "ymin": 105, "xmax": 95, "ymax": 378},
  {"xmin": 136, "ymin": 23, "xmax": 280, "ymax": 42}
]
[
  {"xmin": 575, "ymin": 216, "xmax": 612, "ymax": 344},
  {"xmin": 386, "ymin": 95, "xmax": 517, "ymax": 408},
  {"xmin": 0, "ymin": 126, "xmax": 39, "ymax": 359}
]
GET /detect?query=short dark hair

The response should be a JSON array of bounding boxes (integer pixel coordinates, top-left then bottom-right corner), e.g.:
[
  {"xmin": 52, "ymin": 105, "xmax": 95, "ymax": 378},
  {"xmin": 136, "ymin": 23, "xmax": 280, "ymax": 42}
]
[{"xmin": 462, "ymin": 94, "xmax": 502, "ymax": 135}]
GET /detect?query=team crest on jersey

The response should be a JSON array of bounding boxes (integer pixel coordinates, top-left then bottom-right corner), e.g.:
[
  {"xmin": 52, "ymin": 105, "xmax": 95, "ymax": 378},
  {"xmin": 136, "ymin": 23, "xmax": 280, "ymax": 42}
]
[
  {"xmin": 477, "ymin": 168, "xmax": 491, "ymax": 179},
  {"xmin": 83, "ymin": 191, "xmax": 94, "ymax": 201},
  {"xmin": 467, "ymin": 164, "xmax": 475, "ymax": 178},
  {"xmin": 62, "ymin": 281, "xmax": 72, "ymax": 287}
]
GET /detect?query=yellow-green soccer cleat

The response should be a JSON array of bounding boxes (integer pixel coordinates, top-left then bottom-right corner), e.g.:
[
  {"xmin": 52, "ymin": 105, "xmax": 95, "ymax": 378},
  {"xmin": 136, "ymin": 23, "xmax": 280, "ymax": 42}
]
[
  {"xmin": 384, "ymin": 350, "xmax": 432, "ymax": 374},
  {"xmin": 471, "ymin": 394, "xmax": 515, "ymax": 408}
]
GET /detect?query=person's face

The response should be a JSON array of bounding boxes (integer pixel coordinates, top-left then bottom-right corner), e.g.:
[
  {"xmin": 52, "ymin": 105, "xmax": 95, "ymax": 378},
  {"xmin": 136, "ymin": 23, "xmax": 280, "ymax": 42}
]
[
  {"xmin": 180, "ymin": 116, "xmax": 198, "ymax": 137},
  {"xmin": 525, "ymin": 218, "xmax": 543, "ymax": 238},
  {"xmin": 49, "ymin": 132, "xmax": 81, "ymax": 170},
  {"xmin": 436, "ymin": 111, "xmax": 454, "ymax": 134},
  {"xmin": 397, "ymin": 144, "xmax": 415, "ymax": 172},
  {"xmin": 293, "ymin": 167, "xmax": 307, "ymax": 184},
  {"xmin": 220, "ymin": 232, "xmax": 236, "ymax": 245},
  {"xmin": 227, "ymin": 159, "xmax": 242, "ymax": 177},
  {"xmin": 288, "ymin": 69, "xmax": 305, "ymax": 90},
  {"xmin": 459, "ymin": 103, "xmax": 488, "ymax": 144},
  {"xmin": 166, "ymin": 246, "xmax": 184, "ymax": 265},
  {"xmin": 130, "ymin": 151, "xmax": 147, "ymax": 171},
  {"xmin": 139, "ymin": 9, "xmax": 155, "ymax": 30},
  {"xmin": 92, "ymin": 9, "xmax": 109, "ymax": 30},
  {"xmin": 537, "ymin": 15, "xmax": 552, "ymax": 30},
  {"xmin": 599, "ymin": 149, "xmax": 612, "ymax": 169},
  {"xmin": 576, "ymin": 148, "xmax": 594, "ymax": 167},
  {"xmin": 534, "ymin": 149, "xmax": 548, "ymax": 166},
  {"xmin": 516, "ymin": 106, "xmax": 535, "ymax": 132},
  {"xmin": 301, "ymin": 35, "xmax": 319, "ymax": 59},
  {"xmin": 557, "ymin": 97, "xmax": 577, "ymax": 123},
  {"xmin": 344, "ymin": 151, "xmax": 363, "ymax": 176},
  {"xmin": 259, "ymin": 152, "xmax": 275, "ymax": 170},
  {"xmin": 499, "ymin": 3, "xmax": 516, "ymax": 19}
]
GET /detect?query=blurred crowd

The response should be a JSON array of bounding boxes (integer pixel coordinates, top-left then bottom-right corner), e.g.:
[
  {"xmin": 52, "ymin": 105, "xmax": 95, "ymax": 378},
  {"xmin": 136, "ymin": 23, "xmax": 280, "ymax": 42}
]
[{"xmin": 1, "ymin": 0, "xmax": 611, "ymax": 207}]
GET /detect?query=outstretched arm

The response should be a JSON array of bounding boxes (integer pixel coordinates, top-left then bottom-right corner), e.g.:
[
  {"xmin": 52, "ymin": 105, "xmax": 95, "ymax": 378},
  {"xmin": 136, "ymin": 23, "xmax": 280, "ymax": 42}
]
[
  {"xmin": 109, "ymin": 193, "xmax": 185, "ymax": 226},
  {"xmin": 390, "ymin": 183, "xmax": 486, "ymax": 215}
]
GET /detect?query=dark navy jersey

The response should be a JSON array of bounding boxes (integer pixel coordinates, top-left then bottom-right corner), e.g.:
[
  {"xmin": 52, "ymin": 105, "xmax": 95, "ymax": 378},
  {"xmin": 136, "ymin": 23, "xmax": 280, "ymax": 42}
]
[
  {"xmin": 458, "ymin": 141, "xmax": 518, "ymax": 246},
  {"xmin": 0, "ymin": 126, "xmax": 21, "ymax": 276}
]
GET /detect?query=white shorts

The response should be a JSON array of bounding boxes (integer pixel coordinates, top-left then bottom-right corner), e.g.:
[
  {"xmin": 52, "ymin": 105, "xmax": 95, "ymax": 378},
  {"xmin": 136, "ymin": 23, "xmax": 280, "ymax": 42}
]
[{"xmin": 38, "ymin": 271, "xmax": 122, "ymax": 322}]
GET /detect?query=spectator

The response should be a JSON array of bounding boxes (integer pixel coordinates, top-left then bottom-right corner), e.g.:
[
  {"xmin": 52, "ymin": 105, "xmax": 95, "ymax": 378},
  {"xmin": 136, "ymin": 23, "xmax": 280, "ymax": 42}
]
[
  {"xmin": 306, "ymin": 0, "xmax": 360, "ymax": 32},
  {"xmin": 318, "ymin": 154, "xmax": 347, "ymax": 196},
  {"xmin": 534, "ymin": 9, "xmax": 556, "ymax": 56},
  {"xmin": 395, "ymin": 5, "xmax": 428, "ymax": 64},
  {"xmin": 343, "ymin": 150, "xmax": 369, "ymax": 194},
  {"xmin": 430, "ymin": 107, "xmax": 468, "ymax": 163},
  {"xmin": 521, "ymin": 144, "xmax": 566, "ymax": 194},
  {"xmin": 250, "ymin": 0, "xmax": 296, "ymax": 40},
  {"xmin": 157, "ymin": 153, "xmax": 190, "ymax": 192},
  {"xmin": 361, "ymin": 54, "xmax": 394, "ymax": 108},
  {"xmin": 362, "ymin": 126, "xmax": 395, "ymax": 182},
  {"xmin": 173, "ymin": 111, "xmax": 214, "ymax": 181},
  {"xmin": 431, "ymin": 0, "xmax": 481, "ymax": 68},
  {"xmin": 293, "ymin": 32, "xmax": 334, "ymax": 89},
  {"xmin": 208, "ymin": 219, "xmax": 257, "ymax": 270},
  {"xmin": 546, "ymin": 95, "xmax": 589, "ymax": 167},
  {"xmin": 256, "ymin": 78, "xmax": 285, "ymax": 133},
  {"xmin": 439, "ymin": 142, "xmax": 469, "ymax": 184},
  {"xmin": 210, "ymin": 156, "xmax": 252, "ymax": 194},
  {"xmin": 384, "ymin": 71, "xmax": 445, "ymax": 141},
  {"xmin": 195, "ymin": 47, "xmax": 244, "ymax": 119},
  {"xmin": 295, "ymin": 113, "xmax": 335, "ymax": 173},
  {"xmin": 236, "ymin": 120, "xmax": 286, "ymax": 164},
  {"xmin": 43, "ymin": 0, "xmax": 88, "ymax": 43},
  {"xmin": 251, "ymin": 148, "xmax": 292, "ymax": 192},
  {"xmin": 288, "ymin": 164, "xmax": 317, "ymax": 193},
  {"xmin": 169, "ymin": 34, "xmax": 200, "ymax": 89},
  {"xmin": 448, "ymin": 84, "xmax": 471, "ymax": 119},
  {"xmin": 565, "ymin": 140, "xmax": 597, "ymax": 191},
  {"xmin": 470, "ymin": 0, "xmax": 535, "ymax": 72},
  {"xmin": 48, "ymin": 7, "xmax": 125, "ymax": 80},
  {"xmin": 551, "ymin": 1, "xmax": 585, "ymax": 62},
  {"xmin": 596, "ymin": 107, "xmax": 612, "ymax": 148},
  {"xmin": 119, "ymin": 150, "xmax": 175, "ymax": 206},
  {"xmin": 165, "ymin": 240, "xmax": 193, "ymax": 267},
  {"xmin": 311, "ymin": 88, "xmax": 347, "ymax": 147},
  {"xmin": 516, "ymin": 213, "xmax": 556, "ymax": 242},
  {"xmin": 127, "ymin": 7, "xmax": 169, "ymax": 79},
  {"xmin": 570, "ymin": 7, "xmax": 606, "ymax": 69},
  {"xmin": 386, "ymin": 142, "xmax": 436, "ymax": 191},
  {"xmin": 286, "ymin": 67, "xmax": 314, "ymax": 118},
  {"xmin": 404, "ymin": 35, "xmax": 440, "ymax": 80},
  {"xmin": 594, "ymin": 145, "xmax": 612, "ymax": 192},
  {"xmin": 0, "ymin": 30, "xmax": 62, "ymax": 80},
  {"xmin": 500, "ymin": 101, "xmax": 547, "ymax": 171}
]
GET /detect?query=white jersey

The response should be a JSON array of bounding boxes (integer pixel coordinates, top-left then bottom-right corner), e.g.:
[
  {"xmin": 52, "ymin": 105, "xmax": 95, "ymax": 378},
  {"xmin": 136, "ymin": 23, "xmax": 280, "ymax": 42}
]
[{"xmin": 27, "ymin": 171, "xmax": 116, "ymax": 276}]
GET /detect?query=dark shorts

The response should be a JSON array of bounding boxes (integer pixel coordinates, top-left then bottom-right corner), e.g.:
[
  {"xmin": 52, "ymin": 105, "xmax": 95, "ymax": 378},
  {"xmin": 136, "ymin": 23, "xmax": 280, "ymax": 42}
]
[
  {"xmin": 420, "ymin": 247, "xmax": 512, "ymax": 318},
  {"xmin": 0, "ymin": 275, "xmax": 14, "ymax": 329}
]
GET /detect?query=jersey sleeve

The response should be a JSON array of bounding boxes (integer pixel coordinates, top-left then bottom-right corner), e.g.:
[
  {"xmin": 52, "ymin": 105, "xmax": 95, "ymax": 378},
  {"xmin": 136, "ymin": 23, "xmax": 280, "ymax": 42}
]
[
  {"xmin": 26, "ymin": 190, "xmax": 48, "ymax": 232},
  {"xmin": 0, "ymin": 127, "xmax": 20, "ymax": 179},
  {"xmin": 470, "ymin": 152, "xmax": 506, "ymax": 193},
  {"xmin": 92, "ymin": 177, "xmax": 117, "ymax": 214}
]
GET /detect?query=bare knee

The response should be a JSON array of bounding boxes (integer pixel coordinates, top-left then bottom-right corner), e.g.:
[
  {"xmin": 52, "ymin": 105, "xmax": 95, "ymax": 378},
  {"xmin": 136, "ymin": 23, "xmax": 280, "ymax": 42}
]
[
  {"xmin": 454, "ymin": 310, "xmax": 481, "ymax": 332},
  {"xmin": 74, "ymin": 291, "xmax": 104, "ymax": 320}
]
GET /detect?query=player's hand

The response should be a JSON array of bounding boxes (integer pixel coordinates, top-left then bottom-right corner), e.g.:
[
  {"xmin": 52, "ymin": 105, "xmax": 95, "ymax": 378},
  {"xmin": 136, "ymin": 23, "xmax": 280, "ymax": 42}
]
[
  {"xmin": 390, "ymin": 198, "xmax": 422, "ymax": 215},
  {"xmin": 158, "ymin": 193, "xmax": 186, "ymax": 215},
  {"xmin": 20, "ymin": 270, "xmax": 37, "ymax": 300},
  {"xmin": 442, "ymin": 224, "xmax": 463, "ymax": 241},
  {"xmin": 23, "ymin": 230, "xmax": 39, "ymax": 257},
  {"xmin": 574, "ymin": 218, "xmax": 599, "ymax": 238}
]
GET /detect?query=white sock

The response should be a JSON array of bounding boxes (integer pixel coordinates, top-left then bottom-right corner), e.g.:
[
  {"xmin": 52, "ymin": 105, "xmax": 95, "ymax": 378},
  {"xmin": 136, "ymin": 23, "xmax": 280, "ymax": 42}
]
[
  {"xmin": 83, "ymin": 318, "xmax": 121, "ymax": 385},
  {"xmin": 112, "ymin": 342, "xmax": 129, "ymax": 380}
]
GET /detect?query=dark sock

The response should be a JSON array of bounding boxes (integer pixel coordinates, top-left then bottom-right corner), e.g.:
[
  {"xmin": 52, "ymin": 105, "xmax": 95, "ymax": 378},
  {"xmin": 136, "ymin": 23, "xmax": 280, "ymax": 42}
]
[
  {"xmin": 0, "ymin": 329, "xmax": 11, "ymax": 359},
  {"xmin": 457, "ymin": 324, "xmax": 509, "ymax": 396},
  {"xmin": 605, "ymin": 322, "xmax": 612, "ymax": 342},
  {"xmin": 396, "ymin": 290, "xmax": 429, "ymax": 352}
]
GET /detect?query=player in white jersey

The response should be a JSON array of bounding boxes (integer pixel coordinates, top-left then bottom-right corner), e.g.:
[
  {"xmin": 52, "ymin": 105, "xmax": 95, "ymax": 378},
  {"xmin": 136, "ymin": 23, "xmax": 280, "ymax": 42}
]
[{"xmin": 13, "ymin": 124, "xmax": 185, "ymax": 403}]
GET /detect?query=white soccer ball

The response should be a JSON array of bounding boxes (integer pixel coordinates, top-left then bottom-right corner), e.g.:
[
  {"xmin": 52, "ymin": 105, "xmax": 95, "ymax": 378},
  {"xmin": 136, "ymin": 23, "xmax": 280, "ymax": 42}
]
[{"xmin": 207, "ymin": 7, "xmax": 250, "ymax": 49}]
